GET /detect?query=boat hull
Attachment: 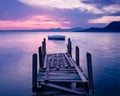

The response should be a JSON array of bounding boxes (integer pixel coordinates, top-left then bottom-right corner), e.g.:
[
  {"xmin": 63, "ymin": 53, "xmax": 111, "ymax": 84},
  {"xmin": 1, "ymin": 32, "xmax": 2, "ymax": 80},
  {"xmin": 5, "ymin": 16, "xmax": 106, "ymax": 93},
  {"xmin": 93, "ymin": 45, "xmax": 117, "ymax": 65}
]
[{"xmin": 48, "ymin": 35, "xmax": 65, "ymax": 40}]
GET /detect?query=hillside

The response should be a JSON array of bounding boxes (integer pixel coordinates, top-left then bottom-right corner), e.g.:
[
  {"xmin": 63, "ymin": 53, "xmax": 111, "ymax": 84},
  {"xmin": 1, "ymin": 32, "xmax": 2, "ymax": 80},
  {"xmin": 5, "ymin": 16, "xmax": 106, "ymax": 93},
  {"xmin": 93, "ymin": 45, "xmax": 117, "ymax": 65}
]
[
  {"xmin": 0, "ymin": 27, "xmax": 84, "ymax": 32},
  {"xmin": 76, "ymin": 21, "xmax": 120, "ymax": 32}
]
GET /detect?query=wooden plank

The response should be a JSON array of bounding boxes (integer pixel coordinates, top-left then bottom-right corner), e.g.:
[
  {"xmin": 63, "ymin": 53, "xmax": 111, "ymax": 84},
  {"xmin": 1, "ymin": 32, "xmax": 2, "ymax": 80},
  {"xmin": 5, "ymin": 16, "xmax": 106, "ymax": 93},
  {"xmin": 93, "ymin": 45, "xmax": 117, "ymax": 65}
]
[
  {"xmin": 45, "ymin": 55, "xmax": 50, "ymax": 81},
  {"xmin": 50, "ymin": 68, "xmax": 76, "ymax": 71},
  {"xmin": 45, "ymin": 68, "xmax": 49, "ymax": 81},
  {"xmin": 71, "ymin": 83, "xmax": 76, "ymax": 89},
  {"xmin": 62, "ymin": 53, "xmax": 68, "ymax": 68},
  {"xmin": 69, "ymin": 57, "xmax": 87, "ymax": 83},
  {"xmin": 64, "ymin": 54, "xmax": 74, "ymax": 67},
  {"xmin": 43, "ymin": 55, "xmax": 47, "ymax": 68},
  {"xmin": 45, "ymin": 79, "xmax": 82, "ymax": 83},
  {"xmin": 37, "ymin": 71, "xmax": 81, "ymax": 81},
  {"xmin": 50, "ymin": 54, "xmax": 55, "ymax": 68},
  {"xmin": 37, "ymin": 78, "xmax": 83, "ymax": 83},
  {"xmin": 40, "ymin": 82, "xmax": 88, "ymax": 96},
  {"xmin": 56, "ymin": 55, "xmax": 59, "ymax": 70}
]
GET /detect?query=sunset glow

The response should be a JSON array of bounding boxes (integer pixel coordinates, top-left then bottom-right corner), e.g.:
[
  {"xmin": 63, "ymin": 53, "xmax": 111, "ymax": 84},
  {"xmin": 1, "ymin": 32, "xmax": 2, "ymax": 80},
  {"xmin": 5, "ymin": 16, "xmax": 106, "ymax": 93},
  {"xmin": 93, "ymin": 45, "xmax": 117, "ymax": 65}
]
[
  {"xmin": 0, "ymin": 15, "xmax": 70, "ymax": 29},
  {"xmin": 0, "ymin": 0, "xmax": 120, "ymax": 29}
]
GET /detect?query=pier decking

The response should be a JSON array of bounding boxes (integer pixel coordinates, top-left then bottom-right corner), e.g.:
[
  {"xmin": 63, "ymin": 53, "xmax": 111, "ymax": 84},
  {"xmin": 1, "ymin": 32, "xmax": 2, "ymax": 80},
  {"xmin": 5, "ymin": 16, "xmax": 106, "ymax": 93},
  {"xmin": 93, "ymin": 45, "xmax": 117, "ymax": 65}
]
[{"xmin": 32, "ymin": 38, "xmax": 94, "ymax": 96}]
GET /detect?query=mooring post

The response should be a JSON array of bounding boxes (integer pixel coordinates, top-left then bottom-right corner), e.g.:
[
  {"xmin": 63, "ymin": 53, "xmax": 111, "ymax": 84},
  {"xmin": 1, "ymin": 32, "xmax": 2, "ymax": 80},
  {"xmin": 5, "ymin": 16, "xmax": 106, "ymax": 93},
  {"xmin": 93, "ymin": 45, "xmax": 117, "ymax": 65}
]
[
  {"xmin": 42, "ymin": 38, "xmax": 46, "ymax": 64},
  {"xmin": 43, "ymin": 38, "xmax": 46, "ymax": 55},
  {"xmin": 86, "ymin": 52, "xmax": 94, "ymax": 96},
  {"xmin": 42, "ymin": 41, "xmax": 45, "ymax": 64},
  {"xmin": 32, "ymin": 53, "xmax": 37, "ymax": 92},
  {"xmin": 75, "ymin": 46, "xmax": 79, "ymax": 66},
  {"xmin": 38, "ymin": 46, "xmax": 43, "ymax": 69},
  {"xmin": 42, "ymin": 41, "xmax": 44, "ymax": 55},
  {"xmin": 67, "ymin": 38, "xmax": 72, "ymax": 57}
]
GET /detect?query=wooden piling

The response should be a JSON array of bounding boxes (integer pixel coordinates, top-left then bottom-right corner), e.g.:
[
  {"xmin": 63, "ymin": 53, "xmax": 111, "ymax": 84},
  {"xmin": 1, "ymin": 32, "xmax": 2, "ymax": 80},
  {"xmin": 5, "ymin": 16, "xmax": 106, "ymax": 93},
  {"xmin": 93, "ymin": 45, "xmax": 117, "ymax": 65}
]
[
  {"xmin": 86, "ymin": 52, "xmax": 94, "ymax": 96},
  {"xmin": 42, "ymin": 41, "xmax": 45, "ymax": 64},
  {"xmin": 75, "ymin": 46, "xmax": 81, "ymax": 91},
  {"xmin": 43, "ymin": 38, "xmax": 46, "ymax": 55},
  {"xmin": 42, "ymin": 41, "xmax": 44, "ymax": 54},
  {"xmin": 75, "ymin": 46, "xmax": 79, "ymax": 66},
  {"xmin": 42, "ymin": 38, "xmax": 46, "ymax": 64},
  {"xmin": 67, "ymin": 38, "xmax": 72, "ymax": 57},
  {"xmin": 32, "ymin": 53, "xmax": 37, "ymax": 92},
  {"xmin": 38, "ymin": 46, "xmax": 43, "ymax": 69}
]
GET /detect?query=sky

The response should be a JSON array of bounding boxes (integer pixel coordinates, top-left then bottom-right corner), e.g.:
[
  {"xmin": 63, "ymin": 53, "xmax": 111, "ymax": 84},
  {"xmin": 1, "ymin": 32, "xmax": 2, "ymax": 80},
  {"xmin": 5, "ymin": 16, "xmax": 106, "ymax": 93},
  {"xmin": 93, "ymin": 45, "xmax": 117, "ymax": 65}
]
[{"xmin": 0, "ymin": 0, "xmax": 120, "ymax": 30}]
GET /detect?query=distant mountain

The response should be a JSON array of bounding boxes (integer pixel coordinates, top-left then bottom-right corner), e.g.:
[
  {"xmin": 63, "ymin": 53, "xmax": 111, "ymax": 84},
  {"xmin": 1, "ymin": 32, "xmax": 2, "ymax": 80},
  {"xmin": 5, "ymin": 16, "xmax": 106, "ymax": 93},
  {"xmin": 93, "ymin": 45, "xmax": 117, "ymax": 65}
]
[
  {"xmin": 0, "ymin": 27, "xmax": 84, "ymax": 32},
  {"xmin": 76, "ymin": 21, "xmax": 120, "ymax": 32},
  {"xmin": 34, "ymin": 27, "xmax": 84, "ymax": 32}
]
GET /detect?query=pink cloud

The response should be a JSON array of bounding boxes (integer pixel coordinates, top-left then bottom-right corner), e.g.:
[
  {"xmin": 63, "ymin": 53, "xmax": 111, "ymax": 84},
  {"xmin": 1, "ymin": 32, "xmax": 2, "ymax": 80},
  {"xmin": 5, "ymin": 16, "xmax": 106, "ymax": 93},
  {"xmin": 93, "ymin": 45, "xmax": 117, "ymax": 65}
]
[{"xmin": 0, "ymin": 15, "xmax": 70, "ymax": 30}]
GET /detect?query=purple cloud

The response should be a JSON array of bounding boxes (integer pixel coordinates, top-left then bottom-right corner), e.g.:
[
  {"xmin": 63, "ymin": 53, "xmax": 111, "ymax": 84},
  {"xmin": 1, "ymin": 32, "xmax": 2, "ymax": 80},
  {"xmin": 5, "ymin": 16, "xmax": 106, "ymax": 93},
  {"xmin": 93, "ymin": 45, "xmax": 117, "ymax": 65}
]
[{"xmin": 0, "ymin": 0, "xmax": 120, "ymax": 29}]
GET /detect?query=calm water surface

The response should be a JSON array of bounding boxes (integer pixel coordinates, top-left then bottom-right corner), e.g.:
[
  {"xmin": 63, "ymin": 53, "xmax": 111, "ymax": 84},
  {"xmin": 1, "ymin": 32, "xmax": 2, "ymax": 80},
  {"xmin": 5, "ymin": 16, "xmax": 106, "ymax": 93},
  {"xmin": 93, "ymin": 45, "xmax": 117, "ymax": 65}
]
[{"xmin": 0, "ymin": 32, "xmax": 120, "ymax": 96}]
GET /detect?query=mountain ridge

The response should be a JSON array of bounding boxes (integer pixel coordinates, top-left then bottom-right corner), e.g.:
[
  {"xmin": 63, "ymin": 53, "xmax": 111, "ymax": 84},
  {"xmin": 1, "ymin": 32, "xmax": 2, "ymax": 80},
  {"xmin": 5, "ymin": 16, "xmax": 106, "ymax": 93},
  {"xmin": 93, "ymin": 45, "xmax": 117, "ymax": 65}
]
[
  {"xmin": 76, "ymin": 21, "xmax": 120, "ymax": 32},
  {"xmin": 0, "ymin": 27, "xmax": 84, "ymax": 32}
]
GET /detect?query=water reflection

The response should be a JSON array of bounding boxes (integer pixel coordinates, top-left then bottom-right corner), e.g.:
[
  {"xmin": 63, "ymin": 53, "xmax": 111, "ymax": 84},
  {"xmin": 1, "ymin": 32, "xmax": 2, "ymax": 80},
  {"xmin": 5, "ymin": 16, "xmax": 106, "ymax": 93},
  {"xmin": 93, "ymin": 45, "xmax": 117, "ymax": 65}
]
[
  {"xmin": 0, "ymin": 32, "xmax": 120, "ymax": 96},
  {"xmin": 47, "ymin": 40, "xmax": 66, "ymax": 53}
]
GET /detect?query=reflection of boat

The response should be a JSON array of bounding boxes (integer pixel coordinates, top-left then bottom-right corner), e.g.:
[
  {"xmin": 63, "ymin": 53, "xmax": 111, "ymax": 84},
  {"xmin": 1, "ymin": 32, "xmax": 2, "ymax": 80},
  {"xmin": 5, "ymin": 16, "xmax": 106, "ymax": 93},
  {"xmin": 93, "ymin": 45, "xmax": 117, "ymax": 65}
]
[{"xmin": 48, "ymin": 35, "xmax": 65, "ymax": 40}]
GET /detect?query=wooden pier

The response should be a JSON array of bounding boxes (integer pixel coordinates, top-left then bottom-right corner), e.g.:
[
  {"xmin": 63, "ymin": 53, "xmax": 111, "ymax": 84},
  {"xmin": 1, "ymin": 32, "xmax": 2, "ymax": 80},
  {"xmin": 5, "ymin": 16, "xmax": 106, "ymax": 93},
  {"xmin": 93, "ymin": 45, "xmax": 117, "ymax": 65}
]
[{"xmin": 32, "ymin": 38, "xmax": 94, "ymax": 96}]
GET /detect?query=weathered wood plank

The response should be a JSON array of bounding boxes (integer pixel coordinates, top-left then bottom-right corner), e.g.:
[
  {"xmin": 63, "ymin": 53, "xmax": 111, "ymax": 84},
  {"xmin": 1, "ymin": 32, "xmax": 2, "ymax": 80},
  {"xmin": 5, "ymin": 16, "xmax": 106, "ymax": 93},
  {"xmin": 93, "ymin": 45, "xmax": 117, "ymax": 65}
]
[
  {"xmin": 38, "ymin": 79, "xmax": 83, "ymax": 83},
  {"xmin": 62, "ymin": 53, "xmax": 68, "ymax": 68},
  {"xmin": 56, "ymin": 56, "xmax": 59, "ymax": 70},
  {"xmin": 45, "ymin": 54, "xmax": 50, "ymax": 81},
  {"xmin": 40, "ymin": 82, "xmax": 88, "ymax": 96},
  {"xmin": 43, "ymin": 55, "xmax": 47, "ymax": 69},
  {"xmin": 45, "ymin": 67, "xmax": 49, "ymax": 81},
  {"xmin": 64, "ymin": 53, "xmax": 74, "ymax": 67},
  {"xmin": 38, "ymin": 53, "xmax": 87, "ymax": 83},
  {"xmin": 50, "ymin": 54, "xmax": 55, "ymax": 68},
  {"xmin": 69, "ymin": 57, "xmax": 87, "ymax": 83}
]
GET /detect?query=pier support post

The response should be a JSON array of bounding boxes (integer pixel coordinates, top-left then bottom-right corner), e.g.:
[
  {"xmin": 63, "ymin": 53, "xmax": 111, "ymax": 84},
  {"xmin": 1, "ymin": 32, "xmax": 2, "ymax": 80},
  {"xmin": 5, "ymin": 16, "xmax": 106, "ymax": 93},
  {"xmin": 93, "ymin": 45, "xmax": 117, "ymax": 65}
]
[
  {"xmin": 67, "ymin": 38, "xmax": 72, "ymax": 57},
  {"xmin": 43, "ymin": 38, "xmax": 46, "ymax": 55},
  {"xmin": 42, "ymin": 38, "xmax": 46, "ymax": 64},
  {"xmin": 32, "ymin": 53, "xmax": 37, "ymax": 92},
  {"xmin": 75, "ymin": 46, "xmax": 79, "ymax": 66},
  {"xmin": 86, "ymin": 53, "xmax": 94, "ymax": 96},
  {"xmin": 38, "ymin": 46, "xmax": 43, "ymax": 69}
]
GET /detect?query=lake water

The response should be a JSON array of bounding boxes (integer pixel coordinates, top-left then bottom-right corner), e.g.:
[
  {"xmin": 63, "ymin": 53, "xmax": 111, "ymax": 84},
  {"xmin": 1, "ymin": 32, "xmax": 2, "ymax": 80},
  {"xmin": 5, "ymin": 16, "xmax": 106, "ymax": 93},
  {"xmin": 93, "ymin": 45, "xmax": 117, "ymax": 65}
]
[{"xmin": 0, "ymin": 32, "xmax": 120, "ymax": 96}]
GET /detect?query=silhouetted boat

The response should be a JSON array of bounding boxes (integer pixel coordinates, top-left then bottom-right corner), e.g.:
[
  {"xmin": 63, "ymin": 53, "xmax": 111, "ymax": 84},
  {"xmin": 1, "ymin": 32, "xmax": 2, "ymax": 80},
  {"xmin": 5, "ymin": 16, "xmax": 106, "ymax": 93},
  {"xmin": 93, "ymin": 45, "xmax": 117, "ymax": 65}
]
[{"xmin": 48, "ymin": 35, "xmax": 65, "ymax": 40}]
